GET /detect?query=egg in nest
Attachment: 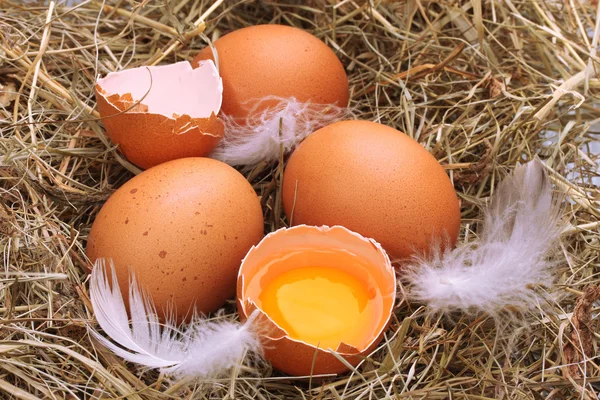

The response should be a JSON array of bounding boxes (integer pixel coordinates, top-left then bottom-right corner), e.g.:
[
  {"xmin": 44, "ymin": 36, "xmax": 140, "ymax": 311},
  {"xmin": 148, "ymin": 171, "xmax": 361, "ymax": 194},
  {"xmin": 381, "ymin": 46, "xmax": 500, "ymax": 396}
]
[
  {"xmin": 86, "ymin": 157, "xmax": 264, "ymax": 321},
  {"xmin": 237, "ymin": 225, "xmax": 396, "ymax": 376},
  {"xmin": 282, "ymin": 120, "xmax": 461, "ymax": 261}
]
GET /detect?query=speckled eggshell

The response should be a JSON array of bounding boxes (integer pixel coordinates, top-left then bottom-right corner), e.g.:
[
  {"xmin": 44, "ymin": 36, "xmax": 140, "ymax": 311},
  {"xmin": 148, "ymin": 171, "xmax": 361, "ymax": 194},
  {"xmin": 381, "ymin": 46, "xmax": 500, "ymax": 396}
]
[
  {"xmin": 192, "ymin": 24, "xmax": 349, "ymax": 120},
  {"xmin": 86, "ymin": 158, "xmax": 264, "ymax": 320},
  {"xmin": 282, "ymin": 120, "xmax": 461, "ymax": 261}
]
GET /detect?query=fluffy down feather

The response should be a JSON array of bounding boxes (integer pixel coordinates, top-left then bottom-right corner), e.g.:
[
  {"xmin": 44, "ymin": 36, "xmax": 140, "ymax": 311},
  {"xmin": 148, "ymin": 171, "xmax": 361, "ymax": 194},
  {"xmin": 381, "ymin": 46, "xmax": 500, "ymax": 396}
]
[
  {"xmin": 89, "ymin": 259, "xmax": 261, "ymax": 378},
  {"xmin": 211, "ymin": 96, "xmax": 353, "ymax": 168},
  {"xmin": 405, "ymin": 159, "xmax": 564, "ymax": 316}
]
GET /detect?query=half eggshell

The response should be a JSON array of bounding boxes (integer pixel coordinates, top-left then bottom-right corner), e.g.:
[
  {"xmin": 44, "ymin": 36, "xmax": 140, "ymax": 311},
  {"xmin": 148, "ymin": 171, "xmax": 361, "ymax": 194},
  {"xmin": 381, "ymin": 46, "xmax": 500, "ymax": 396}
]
[
  {"xmin": 95, "ymin": 60, "xmax": 224, "ymax": 170},
  {"xmin": 237, "ymin": 225, "xmax": 396, "ymax": 376}
]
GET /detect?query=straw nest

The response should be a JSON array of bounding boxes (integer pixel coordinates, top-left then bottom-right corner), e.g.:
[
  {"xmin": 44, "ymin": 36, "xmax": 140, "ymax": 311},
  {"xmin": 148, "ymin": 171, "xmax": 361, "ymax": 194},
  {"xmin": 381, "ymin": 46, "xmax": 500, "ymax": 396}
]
[{"xmin": 1, "ymin": 0, "xmax": 599, "ymax": 398}]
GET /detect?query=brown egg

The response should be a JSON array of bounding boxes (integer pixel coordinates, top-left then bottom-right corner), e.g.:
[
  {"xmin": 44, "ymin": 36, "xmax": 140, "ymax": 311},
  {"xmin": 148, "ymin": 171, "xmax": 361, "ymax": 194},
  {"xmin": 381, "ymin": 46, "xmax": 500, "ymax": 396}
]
[
  {"xmin": 237, "ymin": 225, "xmax": 396, "ymax": 376},
  {"xmin": 282, "ymin": 120, "xmax": 461, "ymax": 261},
  {"xmin": 192, "ymin": 24, "xmax": 349, "ymax": 121},
  {"xmin": 86, "ymin": 158, "xmax": 264, "ymax": 321},
  {"xmin": 95, "ymin": 61, "xmax": 224, "ymax": 170}
]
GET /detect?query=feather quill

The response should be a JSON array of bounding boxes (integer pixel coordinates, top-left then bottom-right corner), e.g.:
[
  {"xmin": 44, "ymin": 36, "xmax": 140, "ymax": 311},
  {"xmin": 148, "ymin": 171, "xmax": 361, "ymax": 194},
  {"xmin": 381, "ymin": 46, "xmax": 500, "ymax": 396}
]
[
  {"xmin": 405, "ymin": 159, "xmax": 564, "ymax": 316},
  {"xmin": 89, "ymin": 259, "xmax": 261, "ymax": 378},
  {"xmin": 211, "ymin": 96, "xmax": 353, "ymax": 168}
]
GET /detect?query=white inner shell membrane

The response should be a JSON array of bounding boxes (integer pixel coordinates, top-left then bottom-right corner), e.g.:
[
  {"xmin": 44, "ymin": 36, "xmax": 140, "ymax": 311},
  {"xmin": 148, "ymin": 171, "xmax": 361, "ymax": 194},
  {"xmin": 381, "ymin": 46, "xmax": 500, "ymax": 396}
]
[{"xmin": 97, "ymin": 60, "xmax": 222, "ymax": 119}]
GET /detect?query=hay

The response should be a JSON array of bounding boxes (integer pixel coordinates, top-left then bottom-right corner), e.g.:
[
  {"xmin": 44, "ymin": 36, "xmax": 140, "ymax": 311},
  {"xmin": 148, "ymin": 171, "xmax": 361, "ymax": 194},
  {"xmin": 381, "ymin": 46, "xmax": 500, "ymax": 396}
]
[{"xmin": 1, "ymin": 0, "xmax": 599, "ymax": 398}]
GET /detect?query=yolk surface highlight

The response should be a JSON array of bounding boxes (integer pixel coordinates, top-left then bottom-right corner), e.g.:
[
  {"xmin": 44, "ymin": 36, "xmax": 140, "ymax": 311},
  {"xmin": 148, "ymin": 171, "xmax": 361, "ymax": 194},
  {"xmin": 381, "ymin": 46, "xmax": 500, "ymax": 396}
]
[{"xmin": 258, "ymin": 266, "xmax": 378, "ymax": 350}]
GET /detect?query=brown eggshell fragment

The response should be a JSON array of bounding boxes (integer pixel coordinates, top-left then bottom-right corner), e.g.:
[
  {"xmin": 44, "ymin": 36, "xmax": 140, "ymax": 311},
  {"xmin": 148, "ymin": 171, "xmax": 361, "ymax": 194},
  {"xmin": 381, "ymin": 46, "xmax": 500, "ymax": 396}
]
[
  {"xmin": 237, "ymin": 225, "xmax": 396, "ymax": 376},
  {"xmin": 86, "ymin": 158, "xmax": 264, "ymax": 322},
  {"xmin": 282, "ymin": 120, "xmax": 462, "ymax": 262},
  {"xmin": 95, "ymin": 61, "xmax": 224, "ymax": 169},
  {"xmin": 192, "ymin": 24, "xmax": 349, "ymax": 122}
]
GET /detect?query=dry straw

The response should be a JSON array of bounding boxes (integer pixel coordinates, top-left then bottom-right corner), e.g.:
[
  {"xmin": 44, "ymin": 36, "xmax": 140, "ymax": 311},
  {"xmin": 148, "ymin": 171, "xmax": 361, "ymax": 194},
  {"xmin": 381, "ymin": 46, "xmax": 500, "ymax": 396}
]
[{"xmin": 1, "ymin": 0, "xmax": 599, "ymax": 398}]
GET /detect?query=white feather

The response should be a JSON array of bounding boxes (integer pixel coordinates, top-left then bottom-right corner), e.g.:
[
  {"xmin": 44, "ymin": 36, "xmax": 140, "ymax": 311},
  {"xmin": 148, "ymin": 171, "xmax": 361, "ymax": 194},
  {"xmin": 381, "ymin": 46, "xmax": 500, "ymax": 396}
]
[
  {"xmin": 89, "ymin": 259, "xmax": 261, "ymax": 378},
  {"xmin": 405, "ymin": 159, "xmax": 564, "ymax": 316},
  {"xmin": 211, "ymin": 96, "xmax": 353, "ymax": 167}
]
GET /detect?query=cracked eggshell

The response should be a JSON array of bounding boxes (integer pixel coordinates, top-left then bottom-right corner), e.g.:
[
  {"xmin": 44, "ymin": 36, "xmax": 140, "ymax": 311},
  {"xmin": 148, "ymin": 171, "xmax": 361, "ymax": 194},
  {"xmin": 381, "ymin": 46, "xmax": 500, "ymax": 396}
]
[
  {"xmin": 237, "ymin": 225, "xmax": 396, "ymax": 376},
  {"xmin": 192, "ymin": 24, "xmax": 349, "ymax": 122},
  {"xmin": 86, "ymin": 158, "xmax": 264, "ymax": 322},
  {"xmin": 95, "ymin": 61, "xmax": 224, "ymax": 170}
]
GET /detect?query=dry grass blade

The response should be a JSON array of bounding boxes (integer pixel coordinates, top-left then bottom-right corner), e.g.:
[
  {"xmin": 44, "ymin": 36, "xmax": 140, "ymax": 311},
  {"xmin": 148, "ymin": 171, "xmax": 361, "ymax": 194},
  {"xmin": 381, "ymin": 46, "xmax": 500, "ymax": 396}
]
[{"xmin": 0, "ymin": 0, "xmax": 599, "ymax": 399}]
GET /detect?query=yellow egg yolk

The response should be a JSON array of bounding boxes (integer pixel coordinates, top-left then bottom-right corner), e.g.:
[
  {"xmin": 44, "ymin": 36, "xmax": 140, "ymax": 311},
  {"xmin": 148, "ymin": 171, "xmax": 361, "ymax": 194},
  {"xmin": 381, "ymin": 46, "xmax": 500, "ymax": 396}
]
[{"xmin": 258, "ymin": 266, "xmax": 378, "ymax": 350}]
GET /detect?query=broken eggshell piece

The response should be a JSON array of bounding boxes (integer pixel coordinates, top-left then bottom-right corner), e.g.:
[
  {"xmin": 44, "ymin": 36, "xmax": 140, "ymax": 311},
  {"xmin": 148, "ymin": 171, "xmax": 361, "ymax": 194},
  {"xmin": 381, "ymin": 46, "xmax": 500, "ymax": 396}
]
[
  {"xmin": 95, "ymin": 60, "xmax": 224, "ymax": 169},
  {"xmin": 237, "ymin": 225, "xmax": 396, "ymax": 376}
]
